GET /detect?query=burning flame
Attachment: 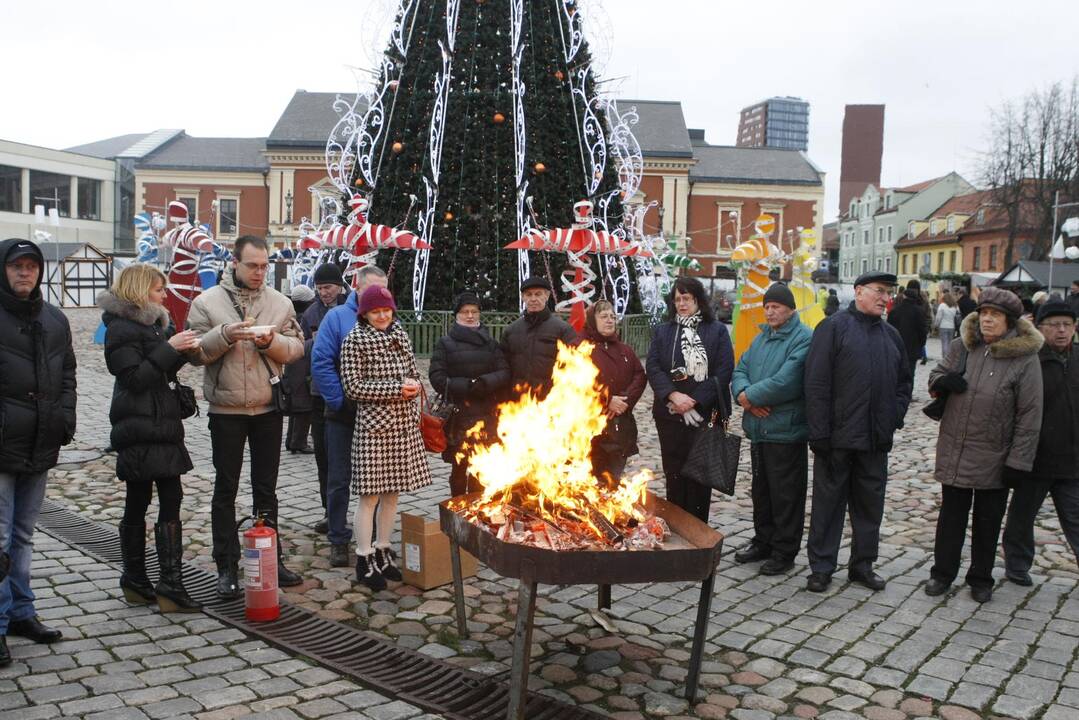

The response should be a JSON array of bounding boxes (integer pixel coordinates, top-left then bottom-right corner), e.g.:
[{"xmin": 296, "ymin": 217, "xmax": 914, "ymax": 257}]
[{"xmin": 457, "ymin": 340, "xmax": 653, "ymax": 541}]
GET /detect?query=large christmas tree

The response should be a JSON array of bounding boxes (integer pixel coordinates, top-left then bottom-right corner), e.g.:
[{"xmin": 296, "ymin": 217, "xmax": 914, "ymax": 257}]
[{"xmin": 342, "ymin": 0, "xmax": 627, "ymax": 312}]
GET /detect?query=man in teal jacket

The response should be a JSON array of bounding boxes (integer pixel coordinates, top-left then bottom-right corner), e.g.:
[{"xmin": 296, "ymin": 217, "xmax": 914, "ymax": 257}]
[{"xmin": 731, "ymin": 283, "xmax": 813, "ymax": 575}]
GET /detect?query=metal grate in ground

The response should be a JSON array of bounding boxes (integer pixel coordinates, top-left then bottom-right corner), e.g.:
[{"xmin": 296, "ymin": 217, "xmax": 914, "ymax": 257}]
[{"xmin": 35, "ymin": 499, "xmax": 605, "ymax": 720}]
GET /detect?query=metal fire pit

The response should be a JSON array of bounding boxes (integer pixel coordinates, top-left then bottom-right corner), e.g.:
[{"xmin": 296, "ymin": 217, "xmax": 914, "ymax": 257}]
[{"xmin": 440, "ymin": 491, "xmax": 724, "ymax": 720}]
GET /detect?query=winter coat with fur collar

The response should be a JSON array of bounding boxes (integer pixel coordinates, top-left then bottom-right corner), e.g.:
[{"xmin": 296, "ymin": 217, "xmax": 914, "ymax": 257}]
[
  {"xmin": 99, "ymin": 291, "xmax": 193, "ymax": 481},
  {"xmin": 929, "ymin": 313, "xmax": 1044, "ymax": 489}
]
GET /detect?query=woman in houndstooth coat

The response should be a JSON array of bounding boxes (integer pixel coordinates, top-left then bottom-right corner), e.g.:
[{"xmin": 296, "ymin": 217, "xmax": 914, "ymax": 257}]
[{"xmin": 339, "ymin": 285, "xmax": 431, "ymax": 590}]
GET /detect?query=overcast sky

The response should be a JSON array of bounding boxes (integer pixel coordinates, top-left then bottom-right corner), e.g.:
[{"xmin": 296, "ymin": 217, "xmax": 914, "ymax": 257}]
[{"xmin": 4, "ymin": 0, "xmax": 1077, "ymax": 221}]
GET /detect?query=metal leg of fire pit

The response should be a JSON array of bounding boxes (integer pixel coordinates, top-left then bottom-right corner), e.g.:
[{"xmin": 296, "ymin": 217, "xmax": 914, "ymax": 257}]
[
  {"xmin": 507, "ymin": 560, "xmax": 538, "ymax": 720},
  {"xmin": 684, "ymin": 571, "xmax": 716, "ymax": 701},
  {"xmin": 449, "ymin": 537, "xmax": 468, "ymax": 639},
  {"xmin": 597, "ymin": 584, "xmax": 611, "ymax": 610}
]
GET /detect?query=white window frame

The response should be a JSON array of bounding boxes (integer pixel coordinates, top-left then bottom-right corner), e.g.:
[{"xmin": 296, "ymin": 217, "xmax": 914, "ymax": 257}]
[
  {"xmin": 215, "ymin": 191, "xmax": 240, "ymax": 239},
  {"xmin": 175, "ymin": 189, "xmax": 199, "ymax": 225},
  {"xmin": 886, "ymin": 225, "xmax": 893, "ymax": 243}
]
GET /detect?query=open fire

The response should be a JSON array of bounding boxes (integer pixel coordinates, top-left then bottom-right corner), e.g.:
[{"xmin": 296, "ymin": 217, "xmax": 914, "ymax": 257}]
[{"xmin": 446, "ymin": 340, "xmax": 670, "ymax": 550}]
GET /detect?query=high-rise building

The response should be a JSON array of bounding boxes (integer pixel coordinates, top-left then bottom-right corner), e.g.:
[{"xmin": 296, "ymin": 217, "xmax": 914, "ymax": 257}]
[
  {"xmin": 839, "ymin": 104, "xmax": 885, "ymax": 216},
  {"xmin": 736, "ymin": 97, "xmax": 810, "ymax": 151}
]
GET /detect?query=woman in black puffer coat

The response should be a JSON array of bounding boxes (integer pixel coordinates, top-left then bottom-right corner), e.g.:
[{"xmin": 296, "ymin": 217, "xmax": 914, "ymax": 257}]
[
  {"xmin": 429, "ymin": 292, "xmax": 511, "ymax": 496},
  {"xmin": 99, "ymin": 263, "xmax": 202, "ymax": 613}
]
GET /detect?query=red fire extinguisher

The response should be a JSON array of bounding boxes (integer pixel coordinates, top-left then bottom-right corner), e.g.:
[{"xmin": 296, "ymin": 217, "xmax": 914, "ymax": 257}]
[{"xmin": 242, "ymin": 517, "xmax": 280, "ymax": 621}]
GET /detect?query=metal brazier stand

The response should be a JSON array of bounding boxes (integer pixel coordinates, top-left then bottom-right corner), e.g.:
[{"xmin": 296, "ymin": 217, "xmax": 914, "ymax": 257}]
[{"xmin": 440, "ymin": 493, "xmax": 724, "ymax": 720}]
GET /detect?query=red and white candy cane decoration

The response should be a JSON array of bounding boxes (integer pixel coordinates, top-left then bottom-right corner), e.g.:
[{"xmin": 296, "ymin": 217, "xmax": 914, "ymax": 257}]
[
  {"xmin": 504, "ymin": 200, "xmax": 649, "ymax": 331},
  {"xmin": 307, "ymin": 195, "xmax": 429, "ymax": 287},
  {"xmin": 162, "ymin": 201, "xmax": 215, "ymax": 330}
]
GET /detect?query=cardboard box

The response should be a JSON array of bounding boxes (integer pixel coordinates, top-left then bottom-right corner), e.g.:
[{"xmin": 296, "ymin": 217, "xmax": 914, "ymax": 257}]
[{"xmin": 400, "ymin": 512, "xmax": 479, "ymax": 590}]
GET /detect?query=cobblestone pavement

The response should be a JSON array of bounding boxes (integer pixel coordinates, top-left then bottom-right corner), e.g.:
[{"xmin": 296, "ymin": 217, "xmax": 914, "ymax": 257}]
[{"xmin": 30, "ymin": 308, "xmax": 1079, "ymax": 719}]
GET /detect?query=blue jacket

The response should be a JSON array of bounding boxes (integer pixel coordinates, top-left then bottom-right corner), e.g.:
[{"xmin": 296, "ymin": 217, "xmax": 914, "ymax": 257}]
[
  {"xmin": 804, "ymin": 302, "xmax": 913, "ymax": 453},
  {"xmin": 731, "ymin": 314, "xmax": 812, "ymax": 443},
  {"xmin": 646, "ymin": 319, "xmax": 734, "ymax": 420},
  {"xmin": 310, "ymin": 290, "xmax": 359, "ymax": 424}
]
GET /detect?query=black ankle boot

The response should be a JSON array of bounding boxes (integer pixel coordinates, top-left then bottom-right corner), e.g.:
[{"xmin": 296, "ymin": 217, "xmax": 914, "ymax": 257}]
[
  {"xmin": 256, "ymin": 508, "xmax": 302, "ymax": 587},
  {"xmin": 374, "ymin": 546, "xmax": 402, "ymax": 582},
  {"xmin": 355, "ymin": 552, "xmax": 386, "ymax": 591},
  {"xmin": 154, "ymin": 521, "xmax": 202, "ymax": 613},
  {"xmin": 118, "ymin": 522, "xmax": 155, "ymax": 604},
  {"xmin": 216, "ymin": 565, "xmax": 241, "ymax": 600}
]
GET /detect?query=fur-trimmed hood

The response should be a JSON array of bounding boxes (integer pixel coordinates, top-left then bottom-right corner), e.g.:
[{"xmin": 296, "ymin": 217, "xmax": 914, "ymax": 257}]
[
  {"xmin": 98, "ymin": 290, "xmax": 170, "ymax": 328},
  {"xmin": 960, "ymin": 311, "xmax": 1043, "ymax": 358}
]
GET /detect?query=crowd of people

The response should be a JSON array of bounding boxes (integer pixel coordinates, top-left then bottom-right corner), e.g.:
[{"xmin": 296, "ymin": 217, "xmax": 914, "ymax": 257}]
[{"xmin": 2, "ymin": 233, "xmax": 1078, "ymax": 667}]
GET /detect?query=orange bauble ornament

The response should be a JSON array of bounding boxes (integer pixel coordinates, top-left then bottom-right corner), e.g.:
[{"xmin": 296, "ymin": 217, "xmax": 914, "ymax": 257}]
[
  {"xmin": 353, "ymin": 178, "xmax": 365, "ymax": 187},
  {"xmin": 444, "ymin": 211, "xmax": 455, "ymax": 221},
  {"xmin": 534, "ymin": 162, "xmax": 547, "ymax": 174},
  {"xmin": 392, "ymin": 142, "xmax": 404, "ymax": 154},
  {"xmin": 493, "ymin": 112, "xmax": 506, "ymax": 124},
  {"xmin": 554, "ymin": 70, "xmax": 565, "ymax": 81}
]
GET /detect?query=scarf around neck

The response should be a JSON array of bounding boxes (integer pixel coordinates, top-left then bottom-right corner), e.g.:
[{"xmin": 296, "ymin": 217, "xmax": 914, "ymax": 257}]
[{"xmin": 676, "ymin": 312, "xmax": 708, "ymax": 381}]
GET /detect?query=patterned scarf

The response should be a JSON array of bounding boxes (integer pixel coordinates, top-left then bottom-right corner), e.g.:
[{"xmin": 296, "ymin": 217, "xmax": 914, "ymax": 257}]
[{"xmin": 677, "ymin": 312, "xmax": 708, "ymax": 381}]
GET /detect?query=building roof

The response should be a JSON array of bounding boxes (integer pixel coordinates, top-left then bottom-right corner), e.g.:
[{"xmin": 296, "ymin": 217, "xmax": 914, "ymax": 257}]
[
  {"xmin": 995, "ymin": 260, "xmax": 1079, "ymax": 289},
  {"xmin": 136, "ymin": 134, "xmax": 269, "ymax": 172},
  {"xmin": 65, "ymin": 134, "xmax": 151, "ymax": 159},
  {"xmin": 613, "ymin": 99, "xmax": 695, "ymax": 158},
  {"xmin": 267, "ymin": 91, "xmax": 368, "ymax": 148},
  {"xmin": 690, "ymin": 145, "xmax": 822, "ymax": 185},
  {"xmin": 893, "ymin": 176, "xmax": 946, "ymax": 194}
]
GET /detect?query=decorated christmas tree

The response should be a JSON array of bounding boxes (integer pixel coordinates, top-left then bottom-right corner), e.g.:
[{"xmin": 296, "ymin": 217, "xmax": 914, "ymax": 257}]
[{"xmin": 328, "ymin": 0, "xmax": 638, "ymax": 314}]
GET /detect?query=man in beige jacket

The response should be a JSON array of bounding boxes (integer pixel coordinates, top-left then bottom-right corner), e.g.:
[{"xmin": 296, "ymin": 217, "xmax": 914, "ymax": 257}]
[{"xmin": 187, "ymin": 235, "xmax": 305, "ymax": 598}]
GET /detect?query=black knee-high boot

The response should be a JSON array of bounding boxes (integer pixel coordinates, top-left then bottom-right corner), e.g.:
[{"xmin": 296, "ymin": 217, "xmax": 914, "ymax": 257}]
[
  {"xmin": 119, "ymin": 522, "xmax": 155, "ymax": 604},
  {"xmin": 154, "ymin": 521, "xmax": 202, "ymax": 613}
]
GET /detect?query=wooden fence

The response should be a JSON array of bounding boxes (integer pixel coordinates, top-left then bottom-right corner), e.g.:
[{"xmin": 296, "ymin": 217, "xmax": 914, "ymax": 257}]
[{"xmin": 396, "ymin": 311, "xmax": 656, "ymax": 358}]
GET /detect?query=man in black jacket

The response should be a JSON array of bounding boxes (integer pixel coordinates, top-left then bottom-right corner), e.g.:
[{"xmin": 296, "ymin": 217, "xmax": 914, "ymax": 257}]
[
  {"xmin": 803, "ymin": 272, "xmax": 913, "ymax": 593},
  {"xmin": 1002, "ymin": 300, "xmax": 1079, "ymax": 585},
  {"xmin": 887, "ymin": 280, "xmax": 929, "ymax": 381},
  {"xmin": 0, "ymin": 238, "xmax": 76, "ymax": 665},
  {"xmin": 500, "ymin": 277, "xmax": 577, "ymax": 395}
]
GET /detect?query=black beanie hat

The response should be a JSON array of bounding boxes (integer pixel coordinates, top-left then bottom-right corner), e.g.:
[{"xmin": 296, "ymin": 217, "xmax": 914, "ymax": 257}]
[
  {"xmin": 763, "ymin": 283, "xmax": 797, "ymax": 310},
  {"xmin": 453, "ymin": 291, "xmax": 481, "ymax": 314},
  {"xmin": 1036, "ymin": 300, "xmax": 1076, "ymax": 325},
  {"xmin": 313, "ymin": 262, "xmax": 345, "ymax": 287}
]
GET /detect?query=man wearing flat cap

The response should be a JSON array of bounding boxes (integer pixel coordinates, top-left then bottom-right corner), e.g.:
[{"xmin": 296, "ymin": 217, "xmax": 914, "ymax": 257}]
[
  {"xmin": 500, "ymin": 276, "xmax": 577, "ymax": 395},
  {"xmin": 802, "ymin": 272, "xmax": 913, "ymax": 592},
  {"xmin": 731, "ymin": 283, "xmax": 813, "ymax": 575},
  {"xmin": 1002, "ymin": 299, "xmax": 1079, "ymax": 585}
]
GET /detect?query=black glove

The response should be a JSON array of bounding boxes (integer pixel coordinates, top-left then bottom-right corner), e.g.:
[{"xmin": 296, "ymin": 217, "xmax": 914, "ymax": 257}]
[
  {"xmin": 933, "ymin": 372, "xmax": 967, "ymax": 395},
  {"xmin": 1002, "ymin": 466, "xmax": 1029, "ymax": 488},
  {"xmin": 810, "ymin": 441, "xmax": 830, "ymax": 456}
]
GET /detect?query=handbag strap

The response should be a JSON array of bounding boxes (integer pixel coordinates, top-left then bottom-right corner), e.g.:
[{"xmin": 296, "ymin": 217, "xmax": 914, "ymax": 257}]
[{"xmin": 225, "ymin": 291, "xmax": 280, "ymax": 383}]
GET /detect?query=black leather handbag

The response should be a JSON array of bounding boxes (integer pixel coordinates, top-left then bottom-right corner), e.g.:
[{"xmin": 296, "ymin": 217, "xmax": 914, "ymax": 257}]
[
  {"xmin": 172, "ymin": 380, "xmax": 199, "ymax": 419},
  {"xmin": 923, "ymin": 344, "xmax": 968, "ymax": 422},
  {"xmin": 681, "ymin": 378, "xmax": 742, "ymax": 496}
]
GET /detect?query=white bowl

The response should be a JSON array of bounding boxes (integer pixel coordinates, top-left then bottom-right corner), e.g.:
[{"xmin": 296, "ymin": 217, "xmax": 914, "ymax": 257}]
[{"xmin": 249, "ymin": 325, "xmax": 276, "ymax": 337}]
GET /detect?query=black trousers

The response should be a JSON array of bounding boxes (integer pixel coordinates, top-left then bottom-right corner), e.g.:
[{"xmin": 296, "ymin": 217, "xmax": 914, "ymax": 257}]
[
  {"xmin": 749, "ymin": 441, "xmax": 808, "ymax": 562},
  {"xmin": 932, "ymin": 485, "xmax": 1009, "ymax": 589},
  {"xmin": 655, "ymin": 417, "xmax": 712, "ymax": 522},
  {"xmin": 590, "ymin": 441, "xmax": 628, "ymax": 489},
  {"xmin": 123, "ymin": 476, "xmax": 182, "ymax": 525},
  {"xmin": 807, "ymin": 449, "xmax": 887, "ymax": 575},
  {"xmin": 1003, "ymin": 476, "xmax": 1079, "ymax": 574},
  {"xmin": 208, "ymin": 412, "xmax": 283, "ymax": 568},
  {"xmin": 310, "ymin": 397, "xmax": 327, "ymax": 510},
  {"xmin": 286, "ymin": 411, "xmax": 311, "ymax": 451}
]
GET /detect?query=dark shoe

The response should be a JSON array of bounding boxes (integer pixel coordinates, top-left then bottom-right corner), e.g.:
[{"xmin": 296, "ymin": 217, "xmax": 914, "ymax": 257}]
[
  {"xmin": 216, "ymin": 565, "xmax": 242, "ymax": 600},
  {"xmin": 355, "ymin": 553, "xmax": 386, "ymax": 591},
  {"xmin": 760, "ymin": 557, "xmax": 795, "ymax": 576},
  {"xmin": 154, "ymin": 522, "xmax": 202, "ymax": 613},
  {"xmin": 971, "ymin": 586, "xmax": 993, "ymax": 604},
  {"xmin": 330, "ymin": 544, "xmax": 350, "ymax": 568},
  {"xmin": 734, "ymin": 543, "xmax": 770, "ymax": 564},
  {"xmin": 118, "ymin": 522, "xmax": 155, "ymax": 605},
  {"xmin": 924, "ymin": 578, "xmax": 951, "ymax": 596},
  {"xmin": 1006, "ymin": 570, "xmax": 1033, "ymax": 587},
  {"xmin": 374, "ymin": 546, "xmax": 403, "ymax": 582},
  {"xmin": 806, "ymin": 572, "xmax": 832, "ymax": 592},
  {"xmin": 289, "ymin": 446, "xmax": 315, "ymax": 455},
  {"xmin": 849, "ymin": 570, "xmax": 887, "ymax": 591},
  {"xmin": 257, "ymin": 508, "xmax": 303, "ymax": 587},
  {"xmin": 7, "ymin": 616, "xmax": 61, "ymax": 644},
  {"xmin": 313, "ymin": 517, "xmax": 329, "ymax": 534},
  {"xmin": 0, "ymin": 637, "xmax": 9, "ymax": 667}
]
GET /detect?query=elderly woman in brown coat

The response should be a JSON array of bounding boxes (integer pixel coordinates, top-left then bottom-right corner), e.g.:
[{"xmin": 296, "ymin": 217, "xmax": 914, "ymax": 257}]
[{"xmin": 925, "ymin": 287, "xmax": 1043, "ymax": 603}]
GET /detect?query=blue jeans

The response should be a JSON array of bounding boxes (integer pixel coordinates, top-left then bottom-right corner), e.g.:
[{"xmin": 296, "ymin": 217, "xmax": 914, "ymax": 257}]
[
  {"xmin": 0, "ymin": 470, "xmax": 48, "ymax": 634},
  {"xmin": 324, "ymin": 419, "xmax": 354, "ymax": 545}
]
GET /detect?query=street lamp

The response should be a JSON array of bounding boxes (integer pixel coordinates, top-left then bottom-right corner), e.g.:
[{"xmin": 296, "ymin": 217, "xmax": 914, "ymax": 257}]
[{"xmin": 285, "ymin": 190, "xmax": 293, "ymax": 225}]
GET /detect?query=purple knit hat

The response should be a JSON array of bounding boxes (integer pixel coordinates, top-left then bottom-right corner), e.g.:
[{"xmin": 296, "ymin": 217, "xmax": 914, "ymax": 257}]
[{"xmin": 357, "ymin": 285, "xmax": 396, "ymax": 316}]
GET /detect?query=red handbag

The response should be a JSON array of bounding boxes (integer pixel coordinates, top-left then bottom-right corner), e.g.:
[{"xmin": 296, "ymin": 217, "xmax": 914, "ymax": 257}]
[{"xmin": 418, "ymin": 384, "xmax": 448, "ymax": 453}]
